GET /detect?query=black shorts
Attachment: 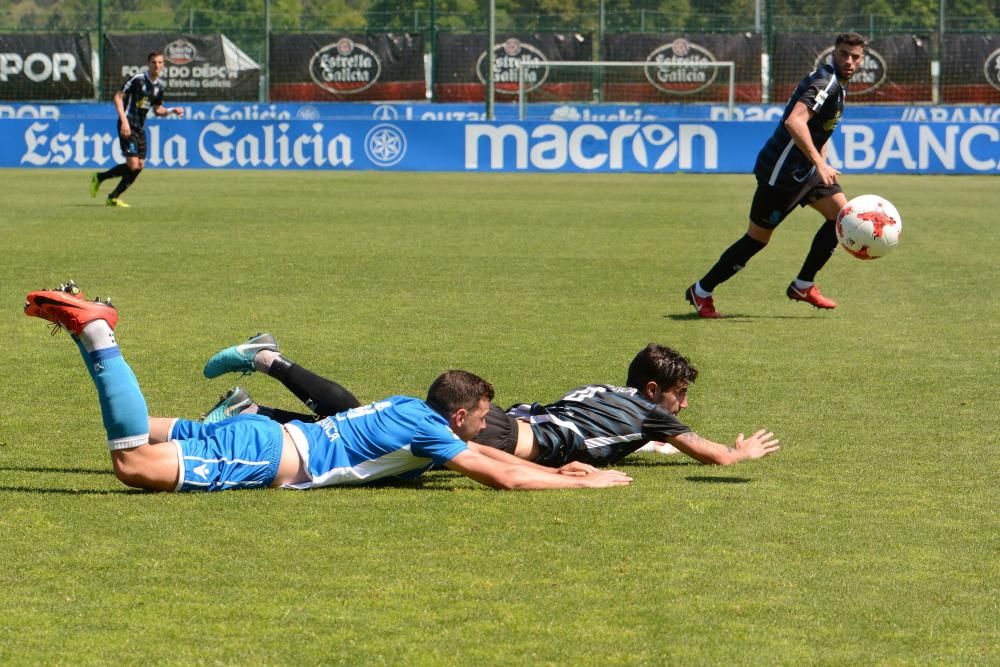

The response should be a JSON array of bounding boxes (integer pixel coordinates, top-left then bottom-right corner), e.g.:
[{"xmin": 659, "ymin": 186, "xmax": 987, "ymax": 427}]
[
  {"xmin": 118, "ymin": 126, "xmax": 147, "ymax": 159},
  {"xmin": 749, "ymin": 175, "xmax": 843, "ymax": 229},
  {"xmin": 474, "ymin": 403, "xmax": 519, "ymax": 454}
]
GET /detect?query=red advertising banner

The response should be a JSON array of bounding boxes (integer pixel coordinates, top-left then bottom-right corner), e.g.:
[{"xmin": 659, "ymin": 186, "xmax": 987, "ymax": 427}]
[
  {"xmin": 269, "ymin": 33, "xmax": 425, "ymax": 101},
  {"xmin": 771, "ymin": 33, "xmax": 931, "ymax": 103},
  {"xmin": 434, "ymin": 32, "xmax": 592, "ymax": 102},
  {"xmin": 941, "ymin": 34, "xmax": 1000, "ymax": 103},
  {"xmin": 604, "ymin": 33, "xmax": 762, "ymax": 103}
]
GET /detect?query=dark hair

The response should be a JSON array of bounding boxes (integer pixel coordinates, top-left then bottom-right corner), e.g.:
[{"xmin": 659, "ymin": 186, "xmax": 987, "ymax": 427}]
[
  {"xmin": 147, "ymin": 51, "xmax": 163, "ymax": 62},
  {"xmin": 835, "ymin": 32, "xmax": 867, "ymax": 48},
  {"xmin": 426, "ymin": 370, "xmax": 494, "ymax": 417},
  {"xmin": 626, "ymin": 344, "xmax": 698, "ymax": 392}
]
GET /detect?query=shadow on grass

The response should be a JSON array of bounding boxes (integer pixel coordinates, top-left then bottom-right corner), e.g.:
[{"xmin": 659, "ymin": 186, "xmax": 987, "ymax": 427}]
[
  {"xmin": 684, "ymin": 475, "xmax": 752, "ymax": 484},
  {"xmin": 622, "ymin": 458, "xmax": 696, "ymax": 467},
  {"xmin": 0, "ymin": 466, "xmax": 109, "ymax": 475},
  {"xmin": 0, "ymin": 485, "xmax": 138, "ymax": 495},
  {"xmin": 664, "ymin": 312, "xmax": 820, "ymax": 321}
]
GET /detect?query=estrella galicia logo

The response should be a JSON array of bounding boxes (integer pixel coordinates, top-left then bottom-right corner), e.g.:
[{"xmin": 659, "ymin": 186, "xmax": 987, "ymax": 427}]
[
  {"xmin": 645, "ymin": 38, "xmax": 719, "ymax": 95},
  {"xmin": 372, "ymin": 104, "xmax": 399, "ymax": 120},
  {"xmin": 985, "ymin": 47, "xmax": 1000, "ymax": 92},
  {"xmin": 164, "ymin": 39, "xmax": 197, "ymax": 65},
  {"xmin": 814, "ymin": 46, "xmax": 887, "ymax": 94},
  {"xmin": 309, "ymin": 38, "xmax": 382, "ymax": 95},
  {"xmin": 476, "ymin": 38, "xmax": 549, "ymax": 95},
  {"xmin": 364, "ymin": 123, "xmax": 406, "ymax": 167}
]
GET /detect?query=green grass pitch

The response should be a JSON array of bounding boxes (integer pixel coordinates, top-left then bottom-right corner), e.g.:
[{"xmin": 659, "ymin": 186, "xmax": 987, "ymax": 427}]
[{"xmin": 0, "ymin": 169, "xmax": 997, "ymax": 664}]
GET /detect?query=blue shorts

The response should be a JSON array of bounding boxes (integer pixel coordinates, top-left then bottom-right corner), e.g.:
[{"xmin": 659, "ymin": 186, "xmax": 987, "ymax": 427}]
[{"xmin": 170, "ymin": 414, "xmax": 283, "ymax": 492}]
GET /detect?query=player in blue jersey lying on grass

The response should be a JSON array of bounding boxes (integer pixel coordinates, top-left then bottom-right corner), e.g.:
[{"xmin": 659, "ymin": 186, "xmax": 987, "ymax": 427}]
[
  {"xmin": 23, "ymin": 282, "xmax": 631, "ymax": 492},
  {"xmin": 201, "ymin": 335, "xmax": 780, "ymax": 469}
]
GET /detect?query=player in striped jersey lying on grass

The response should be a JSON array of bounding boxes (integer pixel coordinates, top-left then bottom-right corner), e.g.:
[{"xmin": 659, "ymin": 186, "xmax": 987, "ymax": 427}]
[{"xmin": 202, "ymin": 336, "xmax": 779, "ymax": 469}]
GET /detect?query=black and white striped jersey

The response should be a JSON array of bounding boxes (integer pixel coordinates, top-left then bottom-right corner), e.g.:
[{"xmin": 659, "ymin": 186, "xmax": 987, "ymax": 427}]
[
  {"xmin": 508, "ymin": 384, "xmax": 691, "ymax": 467},
  {"xmin": 118, "ymin": 72, "xmax": 165, "ymax": 131},
  {"xmin": 754, "ymin": 63, "xmax": 846, "ymax": 189}
]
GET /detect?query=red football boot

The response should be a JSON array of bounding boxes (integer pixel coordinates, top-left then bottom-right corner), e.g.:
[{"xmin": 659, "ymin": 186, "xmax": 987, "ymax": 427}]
[
  {"xmin": 25, "ymin": 283, "xmax": 117, "ymax": 334},
  {"xmin": 685, "ymin": 284, "xmax": 724, "ymax": 319},
  {"xmin": 786, "ymin": 282, "xmax": 837, "ymax": 309}
]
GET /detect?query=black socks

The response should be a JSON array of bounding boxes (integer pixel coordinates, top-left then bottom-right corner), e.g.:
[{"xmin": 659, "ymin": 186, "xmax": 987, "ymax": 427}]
[
  {"xmin": 699, "ymin": 234, "xmax": 768, "ymax": 292},
  {"xmin": 797, "ymin": 220, "xmax": 838, "ymax": 283},
  {"xmin": 267, "ymin": 356, "xmax": 362, "ymax": 417}
]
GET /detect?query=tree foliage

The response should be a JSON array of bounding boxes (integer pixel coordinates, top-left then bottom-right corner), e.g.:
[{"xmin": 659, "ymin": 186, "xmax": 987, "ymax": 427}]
[{"xmin": 0, "ymin": 0, "xmax": 996, "ymax": 32}]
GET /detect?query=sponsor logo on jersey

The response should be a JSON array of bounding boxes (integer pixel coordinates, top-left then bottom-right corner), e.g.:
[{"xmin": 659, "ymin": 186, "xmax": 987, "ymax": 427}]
[
  {"xmin": 309, "ymin": 38, "xmax": 382, "ymax": 95},
  {"xmin": 814, "ymin": 47, "xmax": 887, "ymax": 94},
  {"xmin": 476, "ymin": 38, "xmax": 549, "ymax": 95},
  {"xmin": 645, "ymin": 39, "xmax": 719, "ymax": 95},
  {"xmin": 164, "ymin": 39, "xmax": 197, "ymax": 66}
]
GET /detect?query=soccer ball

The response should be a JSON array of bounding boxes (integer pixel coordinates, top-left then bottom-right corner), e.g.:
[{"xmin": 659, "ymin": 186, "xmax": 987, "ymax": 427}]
[{"xmin": 835, "ymin": 194, "xmax": 902, "ymax": 260}]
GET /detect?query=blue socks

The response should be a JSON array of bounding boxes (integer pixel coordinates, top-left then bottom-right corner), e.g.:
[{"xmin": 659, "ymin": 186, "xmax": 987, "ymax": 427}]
[{"xmin": 73, "ymin": 323, "xmax": 149, "ymax": 450}]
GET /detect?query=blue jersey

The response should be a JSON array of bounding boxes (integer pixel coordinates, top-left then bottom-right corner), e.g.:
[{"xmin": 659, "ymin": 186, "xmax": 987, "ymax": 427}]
[
  {"xmin": 283, "ymin": 396, "xmax": 468, "ymax": 489},
  {"xmin": 754, "ymin": 63, "xmax": 847, "ymax": 189},
  {"xmin": 119, "ymin": 71, "xmax": 165, "ymax": 131}
]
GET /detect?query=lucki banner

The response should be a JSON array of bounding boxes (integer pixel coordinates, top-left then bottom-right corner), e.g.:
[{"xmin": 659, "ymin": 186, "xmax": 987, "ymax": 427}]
[
  {"xmin": 603, "ymin": 33, "xmax": 762, "ymax": 103},
  {"xmin": 3, "ymin": 118, "xmax": 996, "ymax": 174},
  {"xmin": 771, "ymin": 33, "xmax": 932, "ymax": 103},
  {"xmin": 269, "ymin": 33, "xmax": 425, "ymax": 101},
  {"xmin": 0, "ymin": 33, "xmax": 95, "ymax": 101},
  {"xmin": 434, "ymin": 32, "xmax": 593, "ymax": 102},
  {"xmin": 102, "ymin": 33, "xmax": 260, "ymax": 101}
]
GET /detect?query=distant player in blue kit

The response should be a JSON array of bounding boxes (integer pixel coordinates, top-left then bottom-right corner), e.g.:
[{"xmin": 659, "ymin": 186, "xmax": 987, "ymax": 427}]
[
  {"xmin": 200, "ymin": 337, "xmax": 780, "ymax": 468},
  {"xmin": 685, "ymin": 32, "xmax": 867, "ymax": 318},
  {"xmin": 90, "ymin": 51, "xmax": 184, "ymax": 208},
  {"xmin": 24, "ymin": 282, "xmax": 631, "ymax": 492}
]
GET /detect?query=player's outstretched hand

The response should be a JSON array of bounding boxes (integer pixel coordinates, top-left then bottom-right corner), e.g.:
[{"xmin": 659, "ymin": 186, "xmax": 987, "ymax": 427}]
[
  {"xmin": 558, "ymin": 461, "xmax": 599, "ymax": 476},
  {"xmin": 583, "ymin": 469, "xmax": 633, "ymax": 488},
  {"xmin": 734, "ymin": 429, "xmax": 780, "ymax": 460}
]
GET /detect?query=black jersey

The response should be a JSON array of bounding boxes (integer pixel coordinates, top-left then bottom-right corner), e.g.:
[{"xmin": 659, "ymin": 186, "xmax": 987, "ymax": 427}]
[
  {"xmin": 754, "ymin": 63, "xmax": 846, "ymax": 189},
  {"xmin": 508, "ymin": 384, "xmax": 691, "ymax": 467},
  {"xmin": 119, "ymin": 72, "xmax": 165, "ymax": 131}
]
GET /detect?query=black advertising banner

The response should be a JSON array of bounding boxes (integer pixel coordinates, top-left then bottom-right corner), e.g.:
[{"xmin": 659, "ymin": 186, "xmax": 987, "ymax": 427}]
[
  {"xmin": 269, "ymin": 33, "xmax": 424, "ymax": 101},
  {"xmin": 434, "ymin": 33, "xmax": 592, "ymax": 102},
  {"xmin": 102, "ymin": 33, "xmax": 260, "ymax": 101},
  {"xmin": 771, "ymin": 33, "xmax": 931, "ymax": 103},
  {"xmin": 604, "ymin": 33, "xmax": 761, "ymax": 102},
  {"xmin": 0, "ymin": 33, "xmax": 94, "ymax": 100},
  {"xmin": 941, "ymin": 35, "xmax": 1000, "ymax": 103}
]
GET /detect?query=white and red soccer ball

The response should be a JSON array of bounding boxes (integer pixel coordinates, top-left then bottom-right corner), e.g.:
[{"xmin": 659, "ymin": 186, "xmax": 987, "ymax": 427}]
[{"xmin": 836, "ymin": 194, "xmax": 902, "ymax": 260}]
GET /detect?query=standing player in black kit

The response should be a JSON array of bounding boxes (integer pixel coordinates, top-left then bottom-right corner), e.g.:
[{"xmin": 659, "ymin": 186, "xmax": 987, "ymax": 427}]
[
  {"xmin": 685, "ymin": 33, "xmax": 867, "ymax": 318},
  {"xmin": 90, "ymin": 51, "xmax": 184, "ymax": 207}
]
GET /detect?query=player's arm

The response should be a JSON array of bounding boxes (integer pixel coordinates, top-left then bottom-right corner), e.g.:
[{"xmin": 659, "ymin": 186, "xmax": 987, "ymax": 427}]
[
  {"xmin": 467, "ymin": 441, "xmax": 598, "ymax": 476},
  {"xmin": 153, "ymin": 104, "xmax": 183, "ymax": 118},
  {"xmin": 113, "ymin": 90, "xmax": 129, "ymax": 137},
  {"xmin": 445, "ymin": 449, "xmax": 631, "ymax": 490},
  {"xmin": 666, "ymin": 429, "xmax": 779, "ymax": 466},
  {"xmin": 784, "ymin": 101, "xmax": 839, "ymax": 185}
]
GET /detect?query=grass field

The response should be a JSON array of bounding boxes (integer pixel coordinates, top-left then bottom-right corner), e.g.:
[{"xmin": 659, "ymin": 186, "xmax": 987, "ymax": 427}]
[{"xmin": 1, "ymin": 169, "xmax": 997, "ymax": 665}]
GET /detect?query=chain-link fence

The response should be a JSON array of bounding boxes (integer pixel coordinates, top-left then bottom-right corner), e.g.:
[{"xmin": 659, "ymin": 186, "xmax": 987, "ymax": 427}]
[{"xmin": 1, "ymin": 0, "xmax": 998, "ymax": 103}]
